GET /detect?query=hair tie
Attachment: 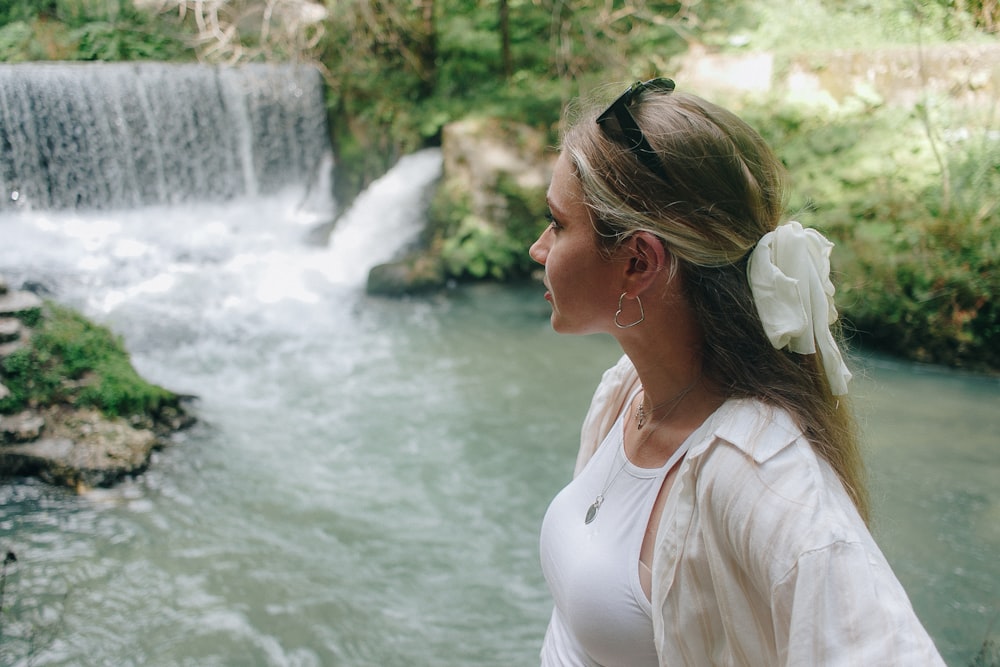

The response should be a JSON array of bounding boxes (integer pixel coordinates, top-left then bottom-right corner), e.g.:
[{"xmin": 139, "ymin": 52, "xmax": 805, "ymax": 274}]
[{"xmin": 747, "ymin": 220, "xmax": 852, "ymax": 395}]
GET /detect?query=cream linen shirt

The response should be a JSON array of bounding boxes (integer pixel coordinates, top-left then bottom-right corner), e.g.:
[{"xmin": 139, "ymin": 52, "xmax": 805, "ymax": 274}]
[{"xmin": 573, "ymin": 355, "xmax": 946, "ymax": 666}]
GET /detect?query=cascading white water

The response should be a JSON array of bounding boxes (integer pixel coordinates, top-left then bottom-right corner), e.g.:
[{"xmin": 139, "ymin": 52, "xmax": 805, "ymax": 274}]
[
  {"xmin": 0, "ymin": 62, "xmax": 329, "ymax": 210},
  {"xmin": 0, "ymin": 61, "xmax": 443, "ymax": 308},
  {"xmin": 324, "ymin": 150, "xmax": 442, "ymax": 286}
]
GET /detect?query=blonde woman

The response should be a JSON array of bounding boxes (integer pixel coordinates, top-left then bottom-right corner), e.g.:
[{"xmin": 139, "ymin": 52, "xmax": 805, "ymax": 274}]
[{"xmin": 530, "ymin": 78, "xmax": 945, "ymax": 666}]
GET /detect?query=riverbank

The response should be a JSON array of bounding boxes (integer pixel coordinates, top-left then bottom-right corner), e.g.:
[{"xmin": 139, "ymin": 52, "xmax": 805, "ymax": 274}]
[{"xmin": 0, "ymin": 274, "xmax": 194, "ymax": 490}]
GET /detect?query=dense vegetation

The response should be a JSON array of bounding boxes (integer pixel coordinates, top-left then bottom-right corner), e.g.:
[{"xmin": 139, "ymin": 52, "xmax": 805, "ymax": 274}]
[{"xmin": 1, "ymin": 0, "xmax": 997, "ymax": 372}]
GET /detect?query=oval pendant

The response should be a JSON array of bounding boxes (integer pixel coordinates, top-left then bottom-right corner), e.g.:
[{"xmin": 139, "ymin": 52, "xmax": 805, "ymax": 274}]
[{"xmin": 584, "ymin": 497, "xmax": 602, "ymax": 524}]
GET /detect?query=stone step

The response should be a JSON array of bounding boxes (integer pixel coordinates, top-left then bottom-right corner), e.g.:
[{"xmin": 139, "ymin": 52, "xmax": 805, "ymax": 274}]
[
  {"xmin": 0, "ymin": 289, "xmax": 42, "ymax": 317},
  {"xmin": 0, "ymin": 338, "xmax": 25, "ymax": 358},
  {"xmin": 0, "ymin": 317, "xmax": 21, "ymax": 343}
]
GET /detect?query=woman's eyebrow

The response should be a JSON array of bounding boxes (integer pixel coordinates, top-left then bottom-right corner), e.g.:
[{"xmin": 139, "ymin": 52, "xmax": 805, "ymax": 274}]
[{"xmin": 546, "ymin": 197, "xmax": 565, "ymax": 218}]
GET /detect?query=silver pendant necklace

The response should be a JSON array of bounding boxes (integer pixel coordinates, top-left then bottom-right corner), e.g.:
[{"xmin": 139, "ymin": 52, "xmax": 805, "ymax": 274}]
[
  {"xmin": 584, "ymin": 432, "xmax": 694, "ymax": 524},
  {"xmin": 584, "ymin": 378, "xmax": 699, "ymax": 524},
  {"xmin": 585, "ymin": 456, "xmax": 628, "ymax": 524}
]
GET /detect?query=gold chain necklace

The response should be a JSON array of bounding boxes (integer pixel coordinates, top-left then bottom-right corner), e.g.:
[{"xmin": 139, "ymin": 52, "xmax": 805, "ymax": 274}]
[{"xmin": 634, "ymin": 375, "xmax": 700, "ymax": 429}]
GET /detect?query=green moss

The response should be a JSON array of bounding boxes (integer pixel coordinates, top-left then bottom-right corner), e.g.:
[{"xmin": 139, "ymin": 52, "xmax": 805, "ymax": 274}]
[
  {"xmin": 433, "ymin": 171, "xmax": 548, "ymax": 282},
  {"xmin": 0, "ymin": 302, "xmax": 179, "ymax": 418}
]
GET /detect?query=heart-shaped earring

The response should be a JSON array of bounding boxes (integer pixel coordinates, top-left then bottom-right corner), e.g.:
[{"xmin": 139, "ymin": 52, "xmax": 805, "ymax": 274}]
[{"xmin": 614, "ymin": 291, "xmax": 644, "ymax": 328}]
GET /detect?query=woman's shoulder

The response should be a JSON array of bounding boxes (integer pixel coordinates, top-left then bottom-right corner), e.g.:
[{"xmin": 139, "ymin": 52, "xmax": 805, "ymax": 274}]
[
  {"xmin": 688, "ymin": 398, "xmax": 870, "ymax": 562},
  {"xmin": 692, "ymin": 398, "xmax": 803, "ymax": 464},
  {"xmin": 691, "ymin": 398, "xmax": 840, "ymax": 505}
]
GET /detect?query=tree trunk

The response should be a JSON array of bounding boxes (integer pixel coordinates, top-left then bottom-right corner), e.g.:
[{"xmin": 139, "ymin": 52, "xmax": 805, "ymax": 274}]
[
  {"xmin": 416, "ymin": 0, "xmax": 437, "ymax": 96},
  {"xmin": 499, "ymin": 0, "xmax": 512, "ymax": 78}
]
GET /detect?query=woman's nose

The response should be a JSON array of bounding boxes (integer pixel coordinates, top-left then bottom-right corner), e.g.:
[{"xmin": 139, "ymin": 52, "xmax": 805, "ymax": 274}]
[{"xmin": 529, "ymin": 230, "xmax": 549, "ymax": 265}]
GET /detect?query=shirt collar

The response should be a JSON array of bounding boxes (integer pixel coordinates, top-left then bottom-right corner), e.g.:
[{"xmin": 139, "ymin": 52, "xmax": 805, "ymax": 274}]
[{"xmin": 688, "ymin": 398, "xmax": 804, "ymax": 464}]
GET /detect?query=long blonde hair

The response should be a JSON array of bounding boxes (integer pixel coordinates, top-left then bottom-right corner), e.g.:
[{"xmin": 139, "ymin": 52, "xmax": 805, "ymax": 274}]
[{"xmin": 563, "ymin": 89, "xmax": 870, "ymax": 522}]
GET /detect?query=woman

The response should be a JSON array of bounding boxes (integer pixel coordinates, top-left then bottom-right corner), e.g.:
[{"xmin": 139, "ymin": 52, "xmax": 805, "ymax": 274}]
[{"xmin": 530, "ymin": 79, "xmax": 945, "ymax": 666}]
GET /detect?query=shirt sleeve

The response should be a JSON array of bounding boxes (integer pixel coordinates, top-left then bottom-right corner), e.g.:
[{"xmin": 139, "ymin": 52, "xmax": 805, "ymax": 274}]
[
  {"xmin": 770, "ymin": 540, "xmax": 947, "ymax": 666},
  {"xmin": 701, "ymin": 428, "xmax": 948, "ymax": 667},
  {"xmin": 651, "ymin": 401, "xmax": 948, "ymax": 665}
]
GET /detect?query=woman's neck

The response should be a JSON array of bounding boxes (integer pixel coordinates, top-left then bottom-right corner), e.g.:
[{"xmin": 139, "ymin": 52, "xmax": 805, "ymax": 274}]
[{"xmin": 614, "ymin": 292, "xmax": 724, "ymax": 466}]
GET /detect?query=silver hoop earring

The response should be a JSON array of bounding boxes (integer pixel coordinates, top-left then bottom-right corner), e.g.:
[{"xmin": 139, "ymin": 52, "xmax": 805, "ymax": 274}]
[{"xmin": 614, "ymin": 292, "xmax": 644, "ymax": 329}]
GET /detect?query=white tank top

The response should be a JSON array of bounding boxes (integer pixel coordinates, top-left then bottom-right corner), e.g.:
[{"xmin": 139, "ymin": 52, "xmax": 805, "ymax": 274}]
[{"xmin": 539, "ymin": 403, "xmax": 689, "ymax": 667}]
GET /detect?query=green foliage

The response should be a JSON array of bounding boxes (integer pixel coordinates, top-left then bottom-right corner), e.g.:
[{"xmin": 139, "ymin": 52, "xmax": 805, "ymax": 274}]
[
  {"xmin": 742, "ymin": 97, "xmax": 999, "ymax": 371},
  {"xmin": 0, "ymin": 302, "xmax": 179, "ymax": 418},
  {"xmin": 70, "ymin": 7, "xmax": 189, "ymax": 61},
  {"xmin": 738, "ymin": 0, "xmax": 986, "ymax": 52},
  {"xmin": 442, "ymin": 215, "xmax": 522, "ymax": 279},
  {"xmin": 322, "ymin": 0, "xmax": 695, "ymax": 205},
  {"xmin": 0, "ymin": 21, "xmax": 35, "ymax": 62},
  {"xmin": 0, "ymin": 0, "xmax": 191, "ymax": 63},
  {"xmin": 439, "ymin": 186, "xmax": 548, "ymax": 281},
  {"xmin": 0, "ymin": 0, "xmax": 50, "ymax": 24},
  {"xmin": 840, "ymin": 214, "xmax": 999, "ymax": 371}
]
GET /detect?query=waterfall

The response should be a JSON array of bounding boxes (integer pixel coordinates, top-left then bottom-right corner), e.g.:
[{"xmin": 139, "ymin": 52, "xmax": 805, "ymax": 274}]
[
  {"xmin": 0, "ymin": 62, "xmax": 443, "ymax": 304},
  {"xmin": 0, "ymin": 62, "xmax": 330, "ymax": 211},
  {"xmin": 324, "ymin": 149, "xmax": 443, "ymax": 285}
]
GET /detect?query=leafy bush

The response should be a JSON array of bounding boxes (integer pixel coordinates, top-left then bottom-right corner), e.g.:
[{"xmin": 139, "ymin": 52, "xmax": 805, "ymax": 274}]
[{"xmin": 744, "ymin": 99, "xmax": 999, "ymax": 372}]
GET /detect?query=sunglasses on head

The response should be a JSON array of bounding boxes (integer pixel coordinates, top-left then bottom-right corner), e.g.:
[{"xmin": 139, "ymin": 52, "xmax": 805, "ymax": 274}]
[{"xmin": 596, "ymin": 78, "xmax": 675, "ymax": 183}]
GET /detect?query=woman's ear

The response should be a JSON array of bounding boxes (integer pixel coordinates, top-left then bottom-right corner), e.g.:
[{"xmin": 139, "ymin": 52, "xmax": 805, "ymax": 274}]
[{"xmin": 621, "ymin": 231, "xmax": 669, "ymax": 294}]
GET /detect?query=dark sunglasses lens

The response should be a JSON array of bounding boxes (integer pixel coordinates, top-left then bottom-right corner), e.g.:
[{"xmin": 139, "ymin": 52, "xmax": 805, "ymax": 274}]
[
  {"xmin": 596, "ymin": 105, "xmax": 622, "ymax": 133},
  {"xmin": 642, "ymin": 78, "xmax": 676, "ymax": 95}
]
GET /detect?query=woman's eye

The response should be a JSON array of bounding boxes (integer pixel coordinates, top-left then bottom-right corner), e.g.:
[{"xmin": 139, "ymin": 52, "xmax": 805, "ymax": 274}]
[{"xmin": 545, "ymin": 212, "xmax": 561, "ymax": 230}]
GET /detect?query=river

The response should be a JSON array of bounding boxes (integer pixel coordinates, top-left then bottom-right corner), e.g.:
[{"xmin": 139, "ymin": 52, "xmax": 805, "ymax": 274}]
[{"xmin": 0, "ymin": 149, "xmax": 998, "ymax": 666}]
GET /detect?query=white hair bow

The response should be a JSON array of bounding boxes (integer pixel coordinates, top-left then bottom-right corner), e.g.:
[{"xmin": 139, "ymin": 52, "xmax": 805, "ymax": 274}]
[{"xmin": 747, "ymin": 220, "xmax": 852, "ymax": 395}]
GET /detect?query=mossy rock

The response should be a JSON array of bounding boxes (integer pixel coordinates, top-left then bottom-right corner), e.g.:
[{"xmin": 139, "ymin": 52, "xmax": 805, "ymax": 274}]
[{"xmin": 367, "ymin": 252, "xmax": 447, "ymax": 296}]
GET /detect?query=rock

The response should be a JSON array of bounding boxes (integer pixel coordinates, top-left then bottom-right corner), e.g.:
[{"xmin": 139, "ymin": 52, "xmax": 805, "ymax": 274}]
[
  {"xmin": 0, "ymin": 407, "xmax": 160, "ymax": 488},
  {"xmin": 0, "ymin": 438, "xmax": 74, "ymax": 483},
  {"xmin": 0, "ymin": 274, "xmax": 7, "ymax": 295},
  {"xmin": 0, "ymin": 317, "xmax": 21, "ymax": 343},
  {"xmin": 0, "ymin": 316, "xmax": 26, "ymax": 357},
  {"xmin": 0, "ymin": 289, "xmax": 42, "ymax": 316},
  {"xmin": 441, "ymin": 117, "xmax": 553, "ymax": 222},
  {"xmin": 0, "ymin": 338, "xmax": 25, "ymax": 357},
  {"xmin": 367, "ymin": 252, "xmax": 446, "ymax": 296},
  {"xmin": 0, "ymin": 291, "xmax": 196, "ymax": 489},
  {"xmin": 0, "ymin": 411, "xmax": 46, "ymax": 444}
]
